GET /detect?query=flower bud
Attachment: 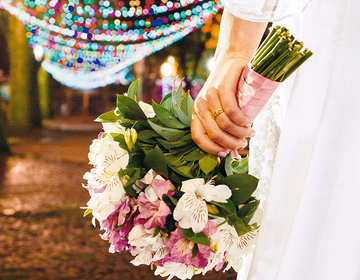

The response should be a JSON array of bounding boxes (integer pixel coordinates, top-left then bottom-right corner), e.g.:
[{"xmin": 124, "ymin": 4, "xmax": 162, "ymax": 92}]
[
  {"xmin": 125, "ymin": 128, "xmax": 137, "ymax": 151},
  {"xmin": 207, "ymin": 204, "xmax": 220, "ymax": 215}
]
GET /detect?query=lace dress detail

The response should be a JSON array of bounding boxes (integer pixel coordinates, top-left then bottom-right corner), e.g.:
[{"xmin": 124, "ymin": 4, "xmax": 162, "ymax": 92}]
[{"xmin": 249, "ymin": 90, "xmax": 285, "ymax": 210}]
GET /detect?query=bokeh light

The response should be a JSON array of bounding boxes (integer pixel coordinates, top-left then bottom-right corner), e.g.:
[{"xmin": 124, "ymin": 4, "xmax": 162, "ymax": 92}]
[{"xmin": 0, "ymin": 0, "xmax": 222, "ymax": 89}]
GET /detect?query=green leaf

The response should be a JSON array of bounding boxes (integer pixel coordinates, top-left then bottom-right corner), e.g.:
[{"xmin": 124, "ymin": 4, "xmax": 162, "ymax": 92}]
[
  {"xmin": 224, "ymin": 154, "xmax": 233, "ymax": 176},
  {"xmin": 123, "ymin": 168, "xmax": 141, "ymax": 197},
  {"xmin": 132, "ymin": 119, "xmax": 151, "ymax": 131},
  {"xmin": 191, "ymin": 244, "xmax": 199, "ymax": 259},
  {"xmin": 183, "ymin": 148, "xmax": 207, "ymax": 161},
  {"xmin": 153, "ymin": 226, "xmax": 161, "ymax": 238},
  {"xmin": 169, "ymin": 164, "xmax": 194, "ymax": 178},
  {"xmin": 171, "ymin": 80, "xmax": 192, "ymax": 126},
  {"xmin": 127, "ymin": 154, "xmax": 144, "ymax": 169},
  {"xmin": 210, "ymin": 200, "xmax": 237, "ymax": 216},
  {"xmin": 237, "ymin": 199, "xmax": 260, "ymax": 224},
  {"xmin": 162, "ymin": 193, "xmax": 178, "ymax": 212},
  {"xmin": 199, "ymin": 154, "xmax": 218, "ymax": 175},
  {"xmin": 95, "ymin": 110, "xmax": 120, "ymax": 123},
  {"xmin": 116, "ymin": 94, "xmax": 147, "ymax": 120},
  {"xmin": 144, "ymin": 146, "xmax": 168, "ymax": 178},
  {"xmin": 127, "ymin": 79, "xmax": 139, "ymax": 100},
  {"xmin": 137, "ymin": 129, "xmax": 159, "ymax": 144},
  {"xmin": 169, "ymin": 172, "xmax": 183, "ymax": 186},
  {"xmin": 148, "ymin": 120, "xmax": 188, "ymax": 142},
  {"xmin": 231, "ymin": 156, "xmax": 249, "ymax": 174},
  {"xmin": 228, "ymin": 215, "xmax": 251, "ymax": 236},
  {"xmin": 164, "ymin": 154, "xmax": 180, "ymax": 165},
  {"xmin": 181, "ymin": 228, "xmax": 210, "ymax": 246},
  {"xmin": 157, "ymin": 133, "xmax": 192, "ymax": 150},
  {"xmin": 181, "ymin": 91, "xmax": 194, "ymax": 117},
  {"xmin": 138, "ymin": 143, "xmax": 155, "ymax": 155},
  {"xmin": 152, "ymin": 101, "xmax": 188, "ymax": 129},
  {"xmin": 112, "ymin": 133, "xmax": 129, "ymax": 151},
  {"xmin": 83, "ymin": 208, "xmax": 92, "ymax": 217},
  {"xmin": 173, "ymin": 104, "xmax": 192, "ymax": 126},
  {"xmin": 172, "ymin": 79, "xmax": 183, "ymax": 105},
  {"xmin": 160, "ymin": 92, "xmax": 173, "ymax": 112},
  {"xmin": 215, "ymin": 173, "xmax": 259, "ymax": 206}
]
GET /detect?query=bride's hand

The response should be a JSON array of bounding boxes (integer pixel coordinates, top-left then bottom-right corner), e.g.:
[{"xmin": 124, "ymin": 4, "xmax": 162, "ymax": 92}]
[
  {"xmin": 191, "ymin": 53, "xmax": 255, "ymax": 156},
  {"xmin": 190, "ymin": 10, "xmax": 267, "ymax": 156}
]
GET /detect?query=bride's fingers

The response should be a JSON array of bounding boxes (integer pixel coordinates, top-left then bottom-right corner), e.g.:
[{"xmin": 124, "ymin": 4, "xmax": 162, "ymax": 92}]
[
  {"xmin": 191, "ymin": 111, "xmax": 230, "ymax": 156},
  {"xmin": 215, "ymin": 112, "xmax": 255, "ymax": 139},
  {"xmin": 198, "ymin": 87, "xmax": 255, "ymax": 139},
  {"xmin": 217, "ymin": 70, "xmax": 253, "ymax": 127},
  {"xmin": 193, "ymin": 101, "xmax": 248, "ymax": 151}
]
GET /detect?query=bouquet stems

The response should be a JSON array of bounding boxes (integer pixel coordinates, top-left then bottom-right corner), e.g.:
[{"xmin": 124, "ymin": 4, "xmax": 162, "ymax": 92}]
[
  {"xmin": 252, "ymin": 26, "xmax": 313, "ymax": 82},
  {"xmin": 237, "ymin": 26, "xmax": 313, "ymax": 121}
]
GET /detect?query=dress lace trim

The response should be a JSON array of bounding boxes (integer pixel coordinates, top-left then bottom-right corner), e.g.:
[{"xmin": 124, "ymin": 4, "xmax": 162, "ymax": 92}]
[{"xmin": 249, "ymin": 90, "xmax": 284, "ymax": 210}]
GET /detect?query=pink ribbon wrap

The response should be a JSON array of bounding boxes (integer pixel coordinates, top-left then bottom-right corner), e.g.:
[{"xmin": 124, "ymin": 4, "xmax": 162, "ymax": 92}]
[{"xmin": 238, "ymin": 63, "xmax": 281, "ymax": 121}]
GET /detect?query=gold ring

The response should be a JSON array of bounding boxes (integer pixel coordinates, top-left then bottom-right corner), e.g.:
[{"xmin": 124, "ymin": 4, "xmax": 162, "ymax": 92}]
[{"xmin": 213, "ymin": 108, "xmax": 224, "ymax": 119}]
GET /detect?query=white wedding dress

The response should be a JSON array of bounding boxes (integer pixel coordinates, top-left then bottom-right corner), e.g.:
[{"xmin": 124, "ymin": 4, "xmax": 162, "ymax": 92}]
[{"xmin": 221, "ymin": 0, "xmax": 360, "ymax": 279}]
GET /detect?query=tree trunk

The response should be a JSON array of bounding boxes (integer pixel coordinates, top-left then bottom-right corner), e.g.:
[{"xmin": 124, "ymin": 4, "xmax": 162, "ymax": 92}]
[
  {"xmin": 8, "ymin": 14, "xmax": 31, "ymax": 135},
  {"xmin": 38, "ymin": 66, "xmax": 50, "ymax": 120},
  {"xmin": 0, "ymin": 96, "xmax": 10, "ymax": 154}
]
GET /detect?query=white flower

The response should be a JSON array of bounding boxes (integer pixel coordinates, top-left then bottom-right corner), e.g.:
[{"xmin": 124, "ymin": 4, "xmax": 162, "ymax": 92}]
[
  {"xmin": 102, "ymin": 121, "xmax": 126, "ymax": 134},
  {"xmin": 128, "ymin": 225, "xmax": 169, "ymax": 266},
  {"xmin": 83, "ymin": 166, "xmax": 126, "ymax": 202},
  {"xmin": 86, "ymin": 191, "xmax": 118, "ymax": 221},
  {"xmin": 173, "ymin": 178, "xmax": 232, "ymax": 233},
  {"xmin": 139, "ymin": 101, "xmax": 155, "ymax": 118},
  {"xmin": 211, "ymin": 223, "xmax": 257, "ymax": 272},
  {"xmin": 84, "ymin": 133, "xmax": 130, "ymax": 220},
  {"xmin": 154, "ymin": 262, "xmax": 195, "ymax": 280},
  {"xmin": 128, "ymin": 225, "xmax": 154, "ymax": 247},
  {"xmin": 88, "ymin": 133, "xmax": 129, "ymax": 172},
  {"xmin": 198, "ymin": 251, "xmax": 225, "ymax": 275}
]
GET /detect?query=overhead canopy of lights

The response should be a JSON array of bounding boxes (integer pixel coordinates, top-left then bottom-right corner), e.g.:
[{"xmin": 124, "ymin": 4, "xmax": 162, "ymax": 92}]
[{"xmin": 0, "ymin": 0, "xmax": 222, "ymax": 89}]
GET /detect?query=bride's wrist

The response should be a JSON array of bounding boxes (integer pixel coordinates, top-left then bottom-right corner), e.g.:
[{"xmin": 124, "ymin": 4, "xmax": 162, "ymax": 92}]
[{"xmin": 214, "ymin": 51, "xmax": 252, "ymax": 67}]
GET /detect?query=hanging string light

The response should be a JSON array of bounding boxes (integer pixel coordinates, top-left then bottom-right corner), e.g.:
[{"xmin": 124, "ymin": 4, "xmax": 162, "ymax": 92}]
[{"xmin": 0, "ymin": 0, "xmax": 222, "ymax": 90}]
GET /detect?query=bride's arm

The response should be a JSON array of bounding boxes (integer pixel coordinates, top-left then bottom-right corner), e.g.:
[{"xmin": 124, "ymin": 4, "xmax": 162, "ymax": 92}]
[{"xmin": 191, "ymin": 9, "xmax": 267, "ymax": 156}]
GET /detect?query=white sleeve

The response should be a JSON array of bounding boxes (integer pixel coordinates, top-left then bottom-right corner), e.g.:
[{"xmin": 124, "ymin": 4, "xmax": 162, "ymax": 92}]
[{"xmin": 221, "ymin": 0, "xmax": 310, "ymax": 22}]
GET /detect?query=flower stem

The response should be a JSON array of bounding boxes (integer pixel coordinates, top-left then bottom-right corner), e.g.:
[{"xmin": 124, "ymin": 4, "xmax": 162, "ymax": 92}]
[{"xmin": 251, "ymin": 26, "xmax": 313, "ymax": 82}]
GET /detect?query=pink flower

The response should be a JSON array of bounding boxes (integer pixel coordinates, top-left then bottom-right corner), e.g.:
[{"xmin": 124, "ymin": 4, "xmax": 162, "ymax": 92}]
[
  {"xmin": 134, "ymin": 178, "xmax": 173, "ymax": 230},
  {"xmin": 162, "ymin": 221, "xmax": 217, "ymax": 269},
  {"xmin": 100, "ymin": 198, "xmax": 135, "ymax": 253}
]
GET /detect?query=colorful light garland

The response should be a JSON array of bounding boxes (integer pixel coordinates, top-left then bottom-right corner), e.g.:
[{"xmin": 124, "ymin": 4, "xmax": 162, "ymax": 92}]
[{"xmin": 0, "ymin": 0, "xmax": 222, "ymax": 89}]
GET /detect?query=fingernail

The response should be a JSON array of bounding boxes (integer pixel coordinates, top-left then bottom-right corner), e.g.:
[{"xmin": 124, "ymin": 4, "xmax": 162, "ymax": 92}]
[
  {"xmin": 250, "ymin": 132, "xmax": 256, "ymax": 137},
  {"xmin": 245, "ymin": 123, "xmax": 252, "ymax": 128},
  {"xmin": 240, "ymin": 141, "xmax": 248, "ymax": 148},
  {"xmin": 218, "ymin": 151, "xmax": 227, "ymax": 157}
]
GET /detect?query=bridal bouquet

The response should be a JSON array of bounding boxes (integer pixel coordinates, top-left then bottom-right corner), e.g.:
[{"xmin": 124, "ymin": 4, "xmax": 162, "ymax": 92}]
[
  {"xmin": 83, "ymin": 80, "xmax": 260, "ymax": 279},
  {"xmin": 238, "ymin": 26, "xmax": 313, "ymax": 120}
]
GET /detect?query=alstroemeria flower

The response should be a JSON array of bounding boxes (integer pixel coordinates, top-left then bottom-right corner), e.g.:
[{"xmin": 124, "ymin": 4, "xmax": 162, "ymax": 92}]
[
  {"xmin": 211, "ymin": 223, "xmax": 257, "ymax": 272},
  {"xmin": 163, "ymin": 221, "xmax": 217, "ymax": 269},
  {"xmin": 128, "ymin": 225, "xmax": 169, "ymax": 266},
  {"xmin": 84, "ymin": 133, "xmax": 129, "ymax": 204},
  {"xmin": 102, "ymin": 121, "xmax": 126, "ymax": 134},
  {"xmin": 88, "ymin": 133, "xmax": 129, "ymax": 171},
  {"xmin": 173, "ymin": 178, "xmax": 232, "ymax": 233},
  {"xmin": 134, "ymin": 177, "xmax": 173, "ymax": 230},
  {"xmin": 154, "ymin": 262, "xmax": 195, "ymax": 280},
  {"xmin": 86, "ymin": 190, "xmax": 118, "ymax": 221},
  {"xmin": 100, "ymin": 198, "xmax": 134, "ymax": 253}
]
